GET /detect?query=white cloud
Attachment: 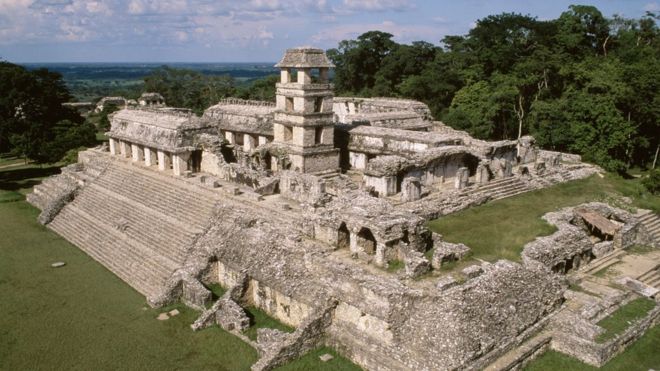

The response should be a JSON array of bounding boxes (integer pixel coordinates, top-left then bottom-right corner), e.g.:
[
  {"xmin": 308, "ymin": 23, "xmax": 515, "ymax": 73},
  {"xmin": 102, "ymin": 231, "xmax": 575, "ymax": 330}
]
[
  {"xmin": 643, "ymin": 2, "xmax": 659, "ymax": 12},
  {"xmin": 341, "ymin": 0, "xmax": 411, "ymax": 12}
]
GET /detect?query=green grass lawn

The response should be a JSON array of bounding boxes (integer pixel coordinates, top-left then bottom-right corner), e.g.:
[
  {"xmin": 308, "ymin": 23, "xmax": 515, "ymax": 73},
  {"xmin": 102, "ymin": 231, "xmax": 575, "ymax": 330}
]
[
  {"xmin": 524, "ymin": 325, "xmax": 660, "ymax": 371},
  {"xmin": 0, "ymin": 163, "xmax": 360, "ymax": 370},
  {"xmin": 427, "ymin": 174, "xmax": 660, "ymax": 262},
  {"xmin": 275, "ymin": 347, "xmax": 362, "ymax": 371},
  {"xmin": 595, "ymin": 297, "xmax": 656, "ymax": 343}
]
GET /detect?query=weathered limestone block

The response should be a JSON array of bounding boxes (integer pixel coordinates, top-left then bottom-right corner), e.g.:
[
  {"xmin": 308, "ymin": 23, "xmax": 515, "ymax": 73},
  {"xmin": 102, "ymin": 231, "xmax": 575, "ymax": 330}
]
[
  {"xmin": 492, "ymin": 158, "xmax": 513, "ymax": 178},
  {"xmin": 593, "ymin": 240, "xmax": 614, "ymax": 257},
  {"xmin": 436, "ymin": 275, "xmax": 458, "ymax": 291},
  {"xmin": 454, "ymin": 167, "xmax": 469, "ymax": 189},
  {"xmin": 404, "ymin": 250, "xmax": 430, "ymax": 278},
  {"xmin": 615, "ymin": 277, "xmax": 659, "ymax": 298},
  {"xmin": 251, "ymin": 300, "xmax": 338, "ymax": 371},
  {"xmin": 216, "ymin": 297, "xmax": 250, "ymax": 332},
  {"xmin": 475, "ymin": 162, "xmax": 490, "ymax": 184},
  {"xmin": 517, "ymin": 136, "xmax": 537, "ymax": 164},
  {"xmin": 431, "ymin": 241, "xmax": 471, "ymax": 269},
  {"xmin": 257, "ymin": 328, "xmax": 291, "ymax": 353},
  {"xmin": 535, "ymin": 161, "xmax": 546, "ymax": 175},
  {"xmin": 37, "ymin": 183, "xmax": 79, "ymax": 225},
  {"xmin": 462, "ymin": 265, "xmax": 484, "ymax": 279},
  {"xmin": 182, "ymin": 277, "xmax": 211, "ymax": 310},
  {"xmin": 400, "ymin": 177, "xmax": 421, "ymax": 202}
]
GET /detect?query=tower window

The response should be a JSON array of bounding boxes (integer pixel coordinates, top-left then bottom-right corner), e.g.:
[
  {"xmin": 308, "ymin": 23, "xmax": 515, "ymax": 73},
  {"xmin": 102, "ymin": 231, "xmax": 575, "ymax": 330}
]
[
  {"xmin": 284, "ymin": 125, "xmax": 293, "ymax": 142},
  {"xmin": 314, "ymin": 97, "xmax": 323, "ymax": 113},
  {"xmin": 285, "ymin": 97, "xmax": 294, "ymax": 112},
  {"xmin": 315, "ymin": 127, "xmax": 323, "ymax": 144}
]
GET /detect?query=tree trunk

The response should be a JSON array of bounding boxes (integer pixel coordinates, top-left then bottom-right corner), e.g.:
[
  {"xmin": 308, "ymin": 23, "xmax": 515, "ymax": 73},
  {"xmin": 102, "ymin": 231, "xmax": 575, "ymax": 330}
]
[
  {"xmin": 602, "ymin": 35, "xmax": 610, "ymax": 56},
  {"xmin": 514, "ymin": 95, "xmax": 525, "ymax": 140},
  {"xmin": 653, "ymin": 144, "xmax": 659, "ymax": 170}
]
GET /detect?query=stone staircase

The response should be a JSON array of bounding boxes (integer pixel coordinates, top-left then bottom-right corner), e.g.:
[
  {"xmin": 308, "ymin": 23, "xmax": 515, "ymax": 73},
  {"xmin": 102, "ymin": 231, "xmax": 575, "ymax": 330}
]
[
  {"xmin": 581, "ymin": 249, "xmax": 626, "ymax": 275},
  {"xmin": 637, "ymin": 264, "xmax": 660, "ymax": 289},
  {"xmin": 636, "ymin": 209, "xmax": 660, "ymax": 244},
  {"xmin": 27, "ymin": 169, "xmax": 79, "ymax": 210},
  {"xmin": 47, "ymin": 161, "xmax": 221, "ymax": 301},
  {"xmin": 471, "ymin": 177, "xmax": 530, "ymax": 201}
]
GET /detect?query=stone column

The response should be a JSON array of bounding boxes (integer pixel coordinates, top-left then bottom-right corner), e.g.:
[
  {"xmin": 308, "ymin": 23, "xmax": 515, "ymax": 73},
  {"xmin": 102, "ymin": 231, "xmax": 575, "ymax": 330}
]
[
  {"xmin": 144, "ymin": 147, "xmax": 156, "ymax": 167},
  {"xmin": 258, "ymin": 136, "xmax": 268, "ymax": 146},
  {"xmin": 109, "ymin": 138, "xmax": 117, "ymax": 155},
  {"xmin": 401, "ymin": 177, "xmax": 421, "ymax": 202},
  {"xmin": 225, "ymin": 131, "xmax": 235, "ymax": 145},
  {"xmin": 119, "ymin": 141, "xmax": 131, "ymax": 158},
  {"xmin": 157, "ymin": 150, "xmax": 171, "ymax": 171},
  {"xmin": 454, "ymin": 167, "xmax": 469, "ymax": 189},
  {"xmin": 172, "ymin": 152, "xmax": 191, "ymax": 176},
  {"xmin": 244, "ymin": 134, "xmax": 256, "ymax": 151},
  {"xmin": 131, "ymin": 144, "xmax": 144, "ymax": 162},
  {"xmin": 475, "ymin": 162, "xmax": 490, "ymax": 184}
]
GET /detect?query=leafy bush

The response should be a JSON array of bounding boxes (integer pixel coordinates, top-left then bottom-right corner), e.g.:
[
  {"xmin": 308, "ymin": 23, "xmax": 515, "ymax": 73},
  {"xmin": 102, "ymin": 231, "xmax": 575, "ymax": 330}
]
[{"xmin": 641, "ymin": 169, "xmax": 660, "ymax": 194}]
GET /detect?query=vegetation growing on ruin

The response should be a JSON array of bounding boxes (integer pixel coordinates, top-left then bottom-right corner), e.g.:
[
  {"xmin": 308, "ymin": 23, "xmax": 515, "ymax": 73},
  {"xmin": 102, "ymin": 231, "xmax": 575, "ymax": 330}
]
[
  {"xmin": 243, "ymin": 306, "xmax": 295, "ymax": 341},
  {"xmin": 524, "ymin": 325, "xmax": 660, "ymax": 371},
  {"xmin": 595, "ymin": 297, "xmax": 656, "ymax": 343},
  {"xmin": 328, "ymin": 6, "xmax": 659, "ymax": 173},
  {"xmin": 427, "ymin": 173, "xmax": 660, "ymax": 263}
]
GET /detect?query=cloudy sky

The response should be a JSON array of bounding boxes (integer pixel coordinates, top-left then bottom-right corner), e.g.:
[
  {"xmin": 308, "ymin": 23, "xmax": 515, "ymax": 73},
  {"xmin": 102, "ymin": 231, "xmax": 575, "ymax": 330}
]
[{"xmin": 0, "ymin": 0, "xmax": 657, "ymax": 62}]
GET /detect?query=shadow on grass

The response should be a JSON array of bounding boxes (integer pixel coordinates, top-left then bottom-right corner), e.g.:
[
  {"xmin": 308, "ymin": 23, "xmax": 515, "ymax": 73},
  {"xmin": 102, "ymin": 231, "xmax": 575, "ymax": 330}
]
[{"xmin": 0, "ymin": 165, "xmax": 61, "ymax": 191}]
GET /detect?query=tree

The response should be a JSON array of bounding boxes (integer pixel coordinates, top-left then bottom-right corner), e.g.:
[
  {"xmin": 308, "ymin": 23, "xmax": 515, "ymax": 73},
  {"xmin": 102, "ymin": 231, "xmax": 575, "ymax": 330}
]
[{"xmin": 0, "ymin": 62, "xmax": 88, "ymax": 163}]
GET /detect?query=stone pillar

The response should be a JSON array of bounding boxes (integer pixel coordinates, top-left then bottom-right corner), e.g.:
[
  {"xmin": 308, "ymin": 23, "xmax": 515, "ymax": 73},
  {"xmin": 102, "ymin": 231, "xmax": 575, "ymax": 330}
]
[
  {"xmin": 119, "ymin": 141, "xmax": 131, "ymax": 158},
  {"xmin": 109, "ymin": 138, "xmax": 117, "ymax": 155},
  {"xmin": 496, "ymin": 159, "xmax": 513, "ymax": 178},
  {"xmin": 401, "ymin": 177, "xmax": 421, "ymax": 202},
  {"xmin": 454, "ymin": 167, "xmax": 469, "ymax": 189},
  {"xmin": 225, "ymin": 131, "xmax": 235, "ymax": 145},
  {"xmin": 243, "ymin": 134, "xmax": 257, "ymax": 151},
  {"xmin": 258, "ymin": 136, "xmax": 268, "ymax": 146},
  {"xmin": 172, "ymin": 152, "xmax": 190, "ymax": 176},
  {"xmin": 157, "ymin": 150, "xmax": 171, "ymax": 171},
  {"xmin": 131, "ymin": 144, "xmax": 144, "ymax": 162},
  {"xmin": 504, "ymin": 159, "xmax": 513, "ymax": 177},
  {"xmin": 475, "ymin": 162, "xmax": 490, "ymax": 184},
  {"xmin": 349, "ymin": 152, "xmax": 368, "ymax": 170},
  {"xmin": 144, "ymin": 147, "xmax": 156, "ymax": 167}
]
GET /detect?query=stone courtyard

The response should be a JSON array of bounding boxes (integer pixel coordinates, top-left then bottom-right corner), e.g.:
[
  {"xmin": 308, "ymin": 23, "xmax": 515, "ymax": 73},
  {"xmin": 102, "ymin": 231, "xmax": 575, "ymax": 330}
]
[{"xmin": 27, "ymin": 48, "xmax": 659, "ymax": 371}]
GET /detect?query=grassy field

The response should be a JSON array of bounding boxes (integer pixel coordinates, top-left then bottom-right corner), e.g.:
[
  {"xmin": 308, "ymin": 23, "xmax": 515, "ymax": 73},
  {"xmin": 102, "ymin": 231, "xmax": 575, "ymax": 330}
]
[
  {"xmin": 0, "ymin": 163, "xmax": 359, "ymax": 370},
  {"xmin": 524, "ymin": 325, "xmax": 660, "ymax": 371},
  {"xmin": 427, "ymin": 174, "xmax": 660, "ymax": 262},
  {"xmin": 595, "ymin": 297, "xmax": 656, "ymax": 343}
]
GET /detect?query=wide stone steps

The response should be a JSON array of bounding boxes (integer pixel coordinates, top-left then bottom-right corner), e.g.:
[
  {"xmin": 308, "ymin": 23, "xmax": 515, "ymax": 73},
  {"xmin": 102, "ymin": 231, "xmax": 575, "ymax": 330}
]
[
  {"xmin": 637, "ymin": 265, "xmax": 660, "ymax": 289},
  {"xmin": 93, "ymin": 165, "xmax": 216, "ymax": 228},
  {"xmin": 49, "ymin": 205, "xmax": 174, "ymax": 298},
  {"xmin": 74, "ymin": 184, "xmax": 195, "ymax": 263},
  {"xmin": 581, "ymin": 249, "xmax": 626, "ymax": 275},
  {"xmin": 637, "ymin": 210, "xmax": 660, "ymax": 242},
  {"xmin": 471, "ymin": 177, "xmax": 530, "ymax": 201}
]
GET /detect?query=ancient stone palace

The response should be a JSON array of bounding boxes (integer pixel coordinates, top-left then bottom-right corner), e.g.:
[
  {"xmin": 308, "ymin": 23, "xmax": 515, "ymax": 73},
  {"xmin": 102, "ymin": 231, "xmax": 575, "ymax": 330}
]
[{"xmin": 28, "ymin": 48, "xmax": 659, "ymax": 371}]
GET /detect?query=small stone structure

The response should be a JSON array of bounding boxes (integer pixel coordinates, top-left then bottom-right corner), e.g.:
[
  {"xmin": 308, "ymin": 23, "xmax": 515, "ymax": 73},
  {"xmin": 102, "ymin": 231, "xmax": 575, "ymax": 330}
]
[{"xmin": 28, "ymin": 46, "xmax": 624, "ymax": 371}]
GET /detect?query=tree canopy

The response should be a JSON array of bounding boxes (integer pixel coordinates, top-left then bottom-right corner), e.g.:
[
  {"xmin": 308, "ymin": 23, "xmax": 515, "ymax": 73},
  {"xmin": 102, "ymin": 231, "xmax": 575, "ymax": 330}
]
[
  {"xmin": 327, "ymin": 6, "xmax": 659, "ymax": 172},
  {"xmin": 0, "ymin": 62, "xmax": 95, "ymax": 163}
]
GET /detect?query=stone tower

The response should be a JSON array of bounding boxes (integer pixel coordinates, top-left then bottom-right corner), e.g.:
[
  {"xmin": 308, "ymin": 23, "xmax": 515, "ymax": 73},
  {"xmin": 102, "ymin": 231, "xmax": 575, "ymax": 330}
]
[{"xmin": 273, "ymin": 48, "xmax": 339, "ymax": 173}]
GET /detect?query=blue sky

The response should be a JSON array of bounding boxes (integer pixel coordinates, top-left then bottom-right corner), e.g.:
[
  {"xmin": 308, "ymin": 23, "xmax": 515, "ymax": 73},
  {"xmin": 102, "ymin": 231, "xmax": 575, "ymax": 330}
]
[{"xmin": 0, "ymin": 0, "xmax": 657, "ymax": 62}]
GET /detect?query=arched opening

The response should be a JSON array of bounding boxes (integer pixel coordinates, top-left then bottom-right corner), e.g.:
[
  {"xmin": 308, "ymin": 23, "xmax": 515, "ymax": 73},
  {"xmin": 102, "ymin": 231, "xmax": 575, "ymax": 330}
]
[
  {"xmin": 337, "ymin": 222, "xmax": 350, "ymax": 250},
  {"xmin": 357, "ymin": 227, "xmax": 377, "ymax": 255}
]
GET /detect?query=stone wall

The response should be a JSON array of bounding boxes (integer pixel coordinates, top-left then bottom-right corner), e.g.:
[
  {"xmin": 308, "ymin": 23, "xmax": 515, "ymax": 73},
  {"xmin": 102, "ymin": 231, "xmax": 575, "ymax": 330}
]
[{"xmin": 279, "ymin": 170, "xmax": 328, "ymax": 206}]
